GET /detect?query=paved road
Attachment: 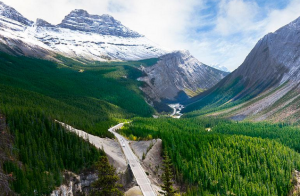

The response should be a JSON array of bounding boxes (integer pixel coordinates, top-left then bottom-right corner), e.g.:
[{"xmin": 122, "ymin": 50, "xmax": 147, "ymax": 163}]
[{"xmin": 109, "ymin": 123, "xmax": 156, "ymax": 196}]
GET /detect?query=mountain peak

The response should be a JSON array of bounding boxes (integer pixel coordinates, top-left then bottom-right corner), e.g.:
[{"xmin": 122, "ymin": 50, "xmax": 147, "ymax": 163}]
[
  {"xmin": 69, "ymin": 9, "xmax": 89, "ymax": 17},
  {"xmin": 36, "ymin": 18, "xmax": 55, "ymax": 27},
  {"xmin": 0, "ymin": 1, "xmax": 33, "ymax": 26},
  {"xmin": 172, "ymin": 50, "xmax": 191, "ymax": 56},
  {"xmin": 58, "ymin": 9, "xmax": 142, "ymax": 38},
  {"xmin": 138, "ymin": 51, "xmax": 228, "ymax": 106}
]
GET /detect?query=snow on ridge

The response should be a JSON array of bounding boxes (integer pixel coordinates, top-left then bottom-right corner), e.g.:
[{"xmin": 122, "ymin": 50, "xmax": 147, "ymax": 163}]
[
  {"xmin": 29, "ymin": 25, "xmax": 166, "ymax": 61},
  {"xmin": 0, "ymin": 1, "xmax": 167, "ymax": 61},
  {"xmin": 0, "ymin": 1, "xmax": 33, "ymax": 26}
]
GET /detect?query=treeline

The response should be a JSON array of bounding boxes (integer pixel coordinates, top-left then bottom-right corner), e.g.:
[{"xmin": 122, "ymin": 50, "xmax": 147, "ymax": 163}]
[{"xmin": 120, "ymin": 118, "xmax": 300, "ymax": 195}]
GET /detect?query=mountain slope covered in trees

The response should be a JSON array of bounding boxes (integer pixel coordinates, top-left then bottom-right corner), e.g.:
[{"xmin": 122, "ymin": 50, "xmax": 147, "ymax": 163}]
[{"xmin": 0, "ymin": 52, "xmax": 156, "ymax": 134}]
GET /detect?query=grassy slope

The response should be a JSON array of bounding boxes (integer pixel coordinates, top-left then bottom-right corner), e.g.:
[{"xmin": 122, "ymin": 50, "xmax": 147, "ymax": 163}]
[
  {"xmin": 182, "ymin": 77, "xmax": 295, "ymax": 124},
  {"xmin": 182, "ymin": 77, "xmax": 246, "ymax": 117}
]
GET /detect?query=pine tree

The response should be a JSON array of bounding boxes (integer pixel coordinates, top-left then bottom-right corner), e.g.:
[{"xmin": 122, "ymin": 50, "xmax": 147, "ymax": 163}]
[
  {"xmin": 161, "ymin": 151, "xmax": 177, "ymax": 196},
  {"xmin": 90, "ymin": 156, "xmax": 123, "ymax": 196}
]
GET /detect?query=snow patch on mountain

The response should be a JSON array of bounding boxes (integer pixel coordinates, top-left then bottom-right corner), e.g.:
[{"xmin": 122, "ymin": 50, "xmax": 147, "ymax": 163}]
[
  {"xmin": 210, "ymin": 64, "xmax": 230, "ymax": 72},
  {"xmin": 29, "ymin": 24, "xmax": 166, "ymax": 61}
]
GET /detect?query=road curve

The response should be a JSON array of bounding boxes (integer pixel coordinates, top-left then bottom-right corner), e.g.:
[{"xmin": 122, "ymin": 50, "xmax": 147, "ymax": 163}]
[{"xmin": 109, "ymin": 123, "xmax": 156, "ymax": 196}]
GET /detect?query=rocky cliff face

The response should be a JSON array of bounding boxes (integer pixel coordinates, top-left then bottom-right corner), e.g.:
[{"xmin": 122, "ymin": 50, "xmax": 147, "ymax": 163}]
[
  {"xmin": 139, "ymin": 50, "xmax": 229, "ymax": 105},
  {"xmin": 51, "ymin": 171, "xmax": 98, "ymax": 196},
  {"xmin": 183, "ymin": 15, "xmax": 300, "ymax": 123},
  {"xmin": 222, "ymin": 17, "xmax": 300, "ymax": 96},
  {"xmin": 51, "ymin": 167, "xmax": 135, "ymax": 196},
  {"xmin": 58, "ymin": 9, "xmax": 142, "ymax": 38}
]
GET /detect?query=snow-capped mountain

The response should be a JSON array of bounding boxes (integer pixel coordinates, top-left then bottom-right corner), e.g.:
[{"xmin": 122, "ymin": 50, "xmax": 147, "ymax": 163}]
[
  {"xmin": 0, "ymin": 1, "xmax": 166, "ymax": 61},
  {"xmin": 0, "ymin": 1, "xmax": 229, "ymax": 114}
]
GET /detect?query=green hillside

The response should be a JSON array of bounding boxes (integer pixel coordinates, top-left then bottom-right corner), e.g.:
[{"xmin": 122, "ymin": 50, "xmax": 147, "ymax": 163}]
[{"xmin": 0, "ymin": 52, "xmax": 157, "ymax": 136}]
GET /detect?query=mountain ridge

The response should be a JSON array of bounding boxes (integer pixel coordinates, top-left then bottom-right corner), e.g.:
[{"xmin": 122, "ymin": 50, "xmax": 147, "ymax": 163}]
[
  {"xmin": 183, "ymin": 15, "xmax": 300, "ymax": 123},
  {"xmin": 0, "ymin": 1, "xmax": 33, "ymax": 26},
  {"xmin": 0, "ymin": 1, "xmax": 166, "ymax": 61}
]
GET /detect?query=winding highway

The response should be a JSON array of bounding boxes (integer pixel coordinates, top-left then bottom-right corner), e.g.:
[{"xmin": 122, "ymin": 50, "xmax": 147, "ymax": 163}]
[
  {"xmin": 108, "ymin": 123, "xmax": 156, "ymax": 196},
  {"xmin": 57, "ymin": 120, "xmax": 156, "ymax": 196}
]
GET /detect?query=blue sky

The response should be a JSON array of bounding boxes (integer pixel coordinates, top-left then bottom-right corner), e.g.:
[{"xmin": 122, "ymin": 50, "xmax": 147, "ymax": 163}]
[
  {"xmin": 3, "ymin": 0, "xmax": 300, "ymax": 71},
  {"xmin": 180, "ymin": 0, "xmax": 300, "ymax": 71}
]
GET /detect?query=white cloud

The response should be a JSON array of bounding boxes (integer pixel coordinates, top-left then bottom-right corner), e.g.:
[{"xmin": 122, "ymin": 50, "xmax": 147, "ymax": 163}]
[
  {"xmin": 188, "ymin": 0, "xmax": 300, "ymax": 71},
  {"xmin": 215, "ymin": 0, "xmax": 260, "ymax": 36},
  {"xmin": 263, "ymin": 0, "xmax": 300, "ymax": 34}
]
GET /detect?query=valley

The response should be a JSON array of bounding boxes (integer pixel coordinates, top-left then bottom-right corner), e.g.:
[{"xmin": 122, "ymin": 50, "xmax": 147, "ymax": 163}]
[{"xmin": 1, "ymin": 1, "xmax": 300, "ymax": 196}]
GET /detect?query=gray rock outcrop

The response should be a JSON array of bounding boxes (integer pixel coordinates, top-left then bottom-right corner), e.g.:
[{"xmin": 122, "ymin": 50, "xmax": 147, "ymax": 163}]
[
  {"xmin": 139, "ymin": 50, "xmax": 229, "ymax": 103},
  {"xmin": 36, "ymin": 18, "xmax": 55, "ymax": 28}
]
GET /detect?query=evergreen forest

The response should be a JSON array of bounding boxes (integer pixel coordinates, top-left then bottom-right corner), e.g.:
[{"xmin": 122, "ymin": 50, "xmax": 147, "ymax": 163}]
[{"xmin": 119, "ymin": 118, "xmax": 300, "ymax": 195}]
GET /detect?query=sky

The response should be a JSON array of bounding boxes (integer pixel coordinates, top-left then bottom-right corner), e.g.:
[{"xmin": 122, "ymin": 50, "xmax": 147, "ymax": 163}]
[{"xmin": 2, "ymin": 0, "xmax": 300, "ymax": 71}]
